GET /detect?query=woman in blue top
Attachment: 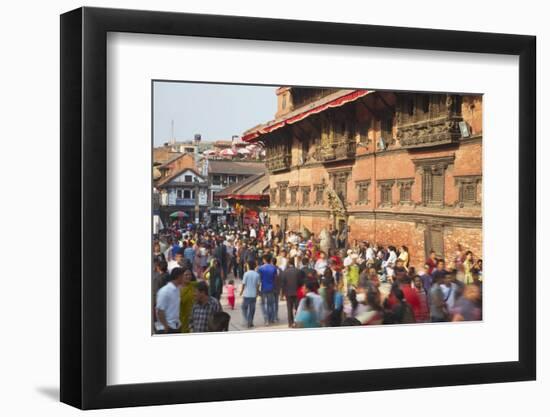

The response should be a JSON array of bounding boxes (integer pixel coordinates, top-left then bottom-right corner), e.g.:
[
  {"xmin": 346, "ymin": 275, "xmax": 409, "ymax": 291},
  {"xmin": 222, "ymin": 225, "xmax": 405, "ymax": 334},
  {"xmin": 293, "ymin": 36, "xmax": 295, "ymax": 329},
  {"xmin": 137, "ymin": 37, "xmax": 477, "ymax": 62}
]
[{"xmin": 294, "ymin": 296, "xmax": 320, "ymax": 328}]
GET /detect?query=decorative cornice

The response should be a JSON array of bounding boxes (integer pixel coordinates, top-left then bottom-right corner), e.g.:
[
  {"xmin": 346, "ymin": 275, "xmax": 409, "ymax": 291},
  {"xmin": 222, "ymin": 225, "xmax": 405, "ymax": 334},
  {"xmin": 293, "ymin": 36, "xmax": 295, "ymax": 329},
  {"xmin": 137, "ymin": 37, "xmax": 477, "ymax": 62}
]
[
  {"xmin": 269, "ymin": 207, "xmax": 482, "ymax": 228},
  {"xmin": 412, "ymin": 154, "xmax": 455, "ymax": 168},
  {"xmin": 349, "ymin": 210, "xmax": 482, "ymax": 228},
  {"xmin": 396, "ymin": 178, "xmax": 415, "ymax": 186},
  {"xmin": 454, "ymin": 174, "xmax": 482, "ymax": 183},
  {"xmin": 377, "ymin": 179, "xmax": 396, "ymax": 186}
]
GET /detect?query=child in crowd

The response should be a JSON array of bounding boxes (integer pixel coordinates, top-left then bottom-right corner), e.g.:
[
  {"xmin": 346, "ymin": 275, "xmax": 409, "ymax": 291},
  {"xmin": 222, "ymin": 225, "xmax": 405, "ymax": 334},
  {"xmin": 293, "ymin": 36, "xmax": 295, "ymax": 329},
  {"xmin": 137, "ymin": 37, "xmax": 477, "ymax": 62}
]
[{"xmin": 225, "ymin": 279, "xmax": 236, "ymax": 310}]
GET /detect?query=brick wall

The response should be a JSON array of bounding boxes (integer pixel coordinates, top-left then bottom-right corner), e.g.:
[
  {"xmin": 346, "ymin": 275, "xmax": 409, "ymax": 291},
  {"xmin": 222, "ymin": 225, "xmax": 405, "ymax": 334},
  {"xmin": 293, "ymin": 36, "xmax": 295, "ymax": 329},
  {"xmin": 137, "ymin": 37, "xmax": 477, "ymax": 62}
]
[{"xmin": 265, "ymin": 92, "xmax": 483, "ymax": 269}]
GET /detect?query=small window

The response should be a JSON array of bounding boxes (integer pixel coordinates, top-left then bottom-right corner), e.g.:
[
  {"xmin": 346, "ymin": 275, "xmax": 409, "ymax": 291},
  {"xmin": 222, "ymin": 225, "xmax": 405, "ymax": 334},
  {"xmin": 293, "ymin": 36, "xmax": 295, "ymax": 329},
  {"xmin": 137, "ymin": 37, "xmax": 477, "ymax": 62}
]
[
  {"xmin": 315, "ymin": 185, "xmax": 324, "ymax": 204},
  {"xmin": 356, "ymin": 181, "xmax": 370, "ymax": 204},
  {"xmin": 381, "ymin": 186, "xmax": 392, "ymax": 205},
  {"xmin": 183, "ymin": 190, "xmax": 192, "ymax": 199},
  {"xmin": 456, "ymin": 177, "xmax": 480, "ymax": 205},
  {"xmin": 228, "ymin": 175, "xmax": 237, "ymax": 184},
  {"xmin": 422, "ymin": 168, "xmax": 444, "ymax": 204},
  {"xmin": 213, "ymin": 175, "xmax": 221, "ymax": 184},
  {"xmin": 302, "ymin": 187, "xmax": 310, "ymax": 206},
  {"xmin": 463, "ymin": 184, "xmax": 476, "ymax": 202},
  {"xmin": 279, "ymin": 185, "xmax": 287, "ymax": 206},
  {"xmin": 290, "ymin": 187, "xmax": 298, "ymax": 205},
  {"xmin": 184, "ymin": 175, "xmax": 192, "ymax": 182},
  {"xmin": 399, "ymin": 181, "xmax": 412, "ymax": 203},
  {"xmin": 176, "ymin": 189, "xmax": 183, "ymax": 199}
]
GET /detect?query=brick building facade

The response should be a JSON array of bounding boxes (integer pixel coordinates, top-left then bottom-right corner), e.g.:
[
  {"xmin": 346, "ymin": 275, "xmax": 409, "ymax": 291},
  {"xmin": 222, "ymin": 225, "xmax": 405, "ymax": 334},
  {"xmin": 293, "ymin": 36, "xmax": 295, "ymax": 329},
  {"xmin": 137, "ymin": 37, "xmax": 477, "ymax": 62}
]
[{"xmin": 243, "ymin": 87, "xmax": 482, "ymax": 268}]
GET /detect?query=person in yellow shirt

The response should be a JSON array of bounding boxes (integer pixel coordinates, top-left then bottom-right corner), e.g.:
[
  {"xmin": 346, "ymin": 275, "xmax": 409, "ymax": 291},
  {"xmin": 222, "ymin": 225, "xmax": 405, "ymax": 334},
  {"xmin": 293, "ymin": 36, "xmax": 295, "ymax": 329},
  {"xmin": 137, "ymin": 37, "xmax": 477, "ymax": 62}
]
[
  {"xmin": 398, "ymin": 245, "xmax": 410, "ymax": 271},
  {"xmin": 179, "ymin": 268, "xmax": 198, "ymax": 333},
  {"xmin": 463, "ymin": 251, "xmax": 474, "ymax": 285}
]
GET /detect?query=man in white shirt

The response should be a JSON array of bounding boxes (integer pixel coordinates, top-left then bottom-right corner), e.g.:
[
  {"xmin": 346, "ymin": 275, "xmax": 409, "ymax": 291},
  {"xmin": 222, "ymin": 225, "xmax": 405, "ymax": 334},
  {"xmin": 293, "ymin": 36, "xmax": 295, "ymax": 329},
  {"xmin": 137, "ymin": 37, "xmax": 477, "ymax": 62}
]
[
  {"xmin": 167, "ymin": 249, "xmax": 184, "ymax": 273},
  {"xmin": 365, "ymin": 243, "xmax": 375, "ymax": 263},
  {"xmin": 249, "ymin": 226, "xmax": 257, "ymax": 239},
  {"xmin": 155, "ymin": 267, "xmax": 185, "ymax": 334}
]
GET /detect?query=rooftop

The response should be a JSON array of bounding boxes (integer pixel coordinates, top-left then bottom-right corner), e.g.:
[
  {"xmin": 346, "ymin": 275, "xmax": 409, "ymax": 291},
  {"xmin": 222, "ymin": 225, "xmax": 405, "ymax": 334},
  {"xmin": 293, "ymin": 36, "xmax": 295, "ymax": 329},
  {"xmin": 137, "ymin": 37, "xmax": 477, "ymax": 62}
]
[
  {"xmin": 242, "ymin": 89, "xmax": 372, "ymax": 141},
  {"xmin": 208, "ymin": 160, "xmax": 267, "ymax": 176},
  {"xmin": 216, "ymin": 173, "xmax": 269, "ymax": 200}
]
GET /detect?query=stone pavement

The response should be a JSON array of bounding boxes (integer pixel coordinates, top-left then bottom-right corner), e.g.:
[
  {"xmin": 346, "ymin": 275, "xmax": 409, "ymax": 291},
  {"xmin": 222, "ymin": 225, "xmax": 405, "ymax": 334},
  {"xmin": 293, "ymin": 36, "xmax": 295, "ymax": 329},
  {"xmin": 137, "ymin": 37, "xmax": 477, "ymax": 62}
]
[
  {"xmin": 219, "ymin": 278, "xmax": 290, "ymax": 331},
  {"xmin": 218, "ymin": 276, "xmax": 392, "ymax": 332}
]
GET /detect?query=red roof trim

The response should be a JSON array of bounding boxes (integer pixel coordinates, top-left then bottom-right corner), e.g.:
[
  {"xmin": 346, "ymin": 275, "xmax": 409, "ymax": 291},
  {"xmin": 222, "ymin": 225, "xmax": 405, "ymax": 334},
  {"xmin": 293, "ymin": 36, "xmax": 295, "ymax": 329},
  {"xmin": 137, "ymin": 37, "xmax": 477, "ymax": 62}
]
[
  {"xmin": 243, "ymin": 89, "xmax": 373, "ymax": 142},
  {"xmin": 223, "ymin": 194, "xmax": 268, "ymax": 201}
]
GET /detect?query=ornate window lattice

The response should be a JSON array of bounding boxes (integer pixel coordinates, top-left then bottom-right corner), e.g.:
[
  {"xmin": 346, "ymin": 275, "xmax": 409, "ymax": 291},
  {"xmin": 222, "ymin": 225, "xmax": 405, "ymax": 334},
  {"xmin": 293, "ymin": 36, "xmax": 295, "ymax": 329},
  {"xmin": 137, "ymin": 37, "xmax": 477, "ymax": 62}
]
[
  {"xmin": 455, "ymin": 175, "xmax": 481, "ymax": 206},
  {"xmin": 289, "ymin": 186, "xmax": 299, "ymax": 206},
  {"xmin": 355, "ymin": 180, "xmax": 370, "ymax": 204},
  {"xmin": 377, "ymin": 180, "xmax": 395, "ymax": 207},
  {"xmin": 413, "ymin": 155, "xmax": 455, "ymax": 207},
  {"xmin": 278, "ymin": 182, "xmax": 288, "ymax": 207},
  {"xmin": 314, "ymin": 183, "xmax": 324, "ymax": 205},
  {"xmin": 423, "ymin": 168, "xmax": 444, "ymax": 204},
  {"xmin": 397, "ymin": 179, "xmax": 414, "ymax": 203},
  {"xmin": 329, "ymin": 171, "xmax": 351, "ymax": 205},
  {"xmin": 301, "ymin": 186, "xmax": 311, "ymax": 206}
]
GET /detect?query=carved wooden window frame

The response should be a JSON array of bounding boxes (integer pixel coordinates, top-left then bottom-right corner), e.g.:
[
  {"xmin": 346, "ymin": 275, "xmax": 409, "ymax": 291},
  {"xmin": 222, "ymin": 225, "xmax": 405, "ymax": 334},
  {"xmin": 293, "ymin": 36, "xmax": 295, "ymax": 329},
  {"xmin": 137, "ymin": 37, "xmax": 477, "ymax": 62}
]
[
  {"xmin": 329, "ymin": 170, "xmax": 351, "ymax": 205},
  {"xmin": 289, "ymin": 186, "xmax": 299, "ymax": 206},
  {"xmin": 377, "ymin": 179, "xmax": 395, "ymax": 207},
  {"xmin": 355, "ymin": 180, "xmax": 370, "ymax": 204},
  {"xmin": 397, "ymin": 178, "xmax": 414, "ymax": 204},
  {"xmin": 454, "ymin": 175, "xmax": 482, "ymax": 206},
  {"xmin": 301, "ymin": 186, "xmax": 311, "ymax": 207},
  {"xmin": 277, "ymin": 181, "xmax": 289, "ymax": 207},
  {"xmin": 413, "ymin": 155, "xmax": 454, "ymax": 207},
  {"xmin": 314, "ymin": 181, "xmax": 325, "ymax": 205}
]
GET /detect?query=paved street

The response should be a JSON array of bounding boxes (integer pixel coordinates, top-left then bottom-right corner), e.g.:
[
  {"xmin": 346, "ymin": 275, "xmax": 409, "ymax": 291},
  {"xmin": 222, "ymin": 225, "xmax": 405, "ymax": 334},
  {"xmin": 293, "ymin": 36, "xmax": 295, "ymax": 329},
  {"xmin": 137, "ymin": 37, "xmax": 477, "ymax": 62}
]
[
  {"xmin": 219, "ymin": 277, "xmax": 290, "ymax": 331},
  {"xmin": 218, "ymin": 276, "xmax": 392, "ymax": 331}
]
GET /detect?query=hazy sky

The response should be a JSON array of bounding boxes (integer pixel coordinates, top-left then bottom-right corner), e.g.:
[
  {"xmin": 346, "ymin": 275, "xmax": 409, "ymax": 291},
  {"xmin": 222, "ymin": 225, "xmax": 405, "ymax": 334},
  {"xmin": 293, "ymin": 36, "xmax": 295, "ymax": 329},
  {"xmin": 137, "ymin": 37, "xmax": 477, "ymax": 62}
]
[{"xmin": 153, "ymin": 81, "xmax": 278, "ymax": 145}]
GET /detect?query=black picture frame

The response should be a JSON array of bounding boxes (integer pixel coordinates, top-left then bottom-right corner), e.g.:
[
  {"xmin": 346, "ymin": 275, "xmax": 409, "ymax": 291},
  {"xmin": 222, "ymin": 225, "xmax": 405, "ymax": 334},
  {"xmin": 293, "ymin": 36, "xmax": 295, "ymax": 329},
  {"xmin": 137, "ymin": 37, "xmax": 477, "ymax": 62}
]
[{"xmin": 60, "ymin": 6, "xmax": 536, "ymax": 410}]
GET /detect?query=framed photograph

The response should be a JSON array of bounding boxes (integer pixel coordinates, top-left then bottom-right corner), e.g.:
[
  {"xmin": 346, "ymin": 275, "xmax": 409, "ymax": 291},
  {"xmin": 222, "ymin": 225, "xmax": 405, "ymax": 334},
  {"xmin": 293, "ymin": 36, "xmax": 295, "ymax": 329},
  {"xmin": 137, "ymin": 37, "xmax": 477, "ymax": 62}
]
[{"xmin": 60, "ymin": 6, "xmax": 536, "ymax": 410}]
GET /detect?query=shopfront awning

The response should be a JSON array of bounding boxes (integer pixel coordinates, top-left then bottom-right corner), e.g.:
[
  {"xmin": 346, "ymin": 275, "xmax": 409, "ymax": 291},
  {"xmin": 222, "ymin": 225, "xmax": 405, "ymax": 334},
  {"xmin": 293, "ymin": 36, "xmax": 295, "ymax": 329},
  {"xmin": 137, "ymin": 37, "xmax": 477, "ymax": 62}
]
[{"xmin": 242, "ymin": 89, "xmax": 373, "ymax": 142}]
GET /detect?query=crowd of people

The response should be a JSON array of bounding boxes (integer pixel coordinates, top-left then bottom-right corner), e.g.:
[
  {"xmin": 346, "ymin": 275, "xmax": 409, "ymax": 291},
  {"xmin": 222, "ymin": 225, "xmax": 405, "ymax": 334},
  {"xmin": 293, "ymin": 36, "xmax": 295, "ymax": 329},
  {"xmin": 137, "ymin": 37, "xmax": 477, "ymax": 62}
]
[{"xmin": 152, "ymin": 221, "xmax": 483, "ymax": 334}]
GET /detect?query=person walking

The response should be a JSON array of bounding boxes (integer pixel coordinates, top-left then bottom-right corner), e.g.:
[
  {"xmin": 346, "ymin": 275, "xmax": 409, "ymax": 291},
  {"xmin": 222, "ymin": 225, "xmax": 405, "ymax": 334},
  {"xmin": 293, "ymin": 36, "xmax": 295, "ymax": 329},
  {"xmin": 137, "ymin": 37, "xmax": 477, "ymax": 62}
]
[
  {"xmin": 240, "ymin": 261, "xmax": 260, "ymax": 328},
  {"xmin": 178, "ymin": 268, "xmax": 197, "ymax": 333},
  {"xmin": 258, "ymin": 254, "xmax": 278, "ymax": 325},
  {"xmin": 155, "ymin": 267, "xmax": 185, "ymax": 334},
  {"xmin": 190, "ymin": 281, "xmax": 222, "ymax": 333},
  {"xmin": 205, "ymin": 258, "xmax": 223, "ymax": 301},
  {"xmin": 295, "ymin": 281, "xmax": 325, "ymax": 327},
  {"xmin": 280, "ymin": 262, "xmax": 305, "ymax": 327}
]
